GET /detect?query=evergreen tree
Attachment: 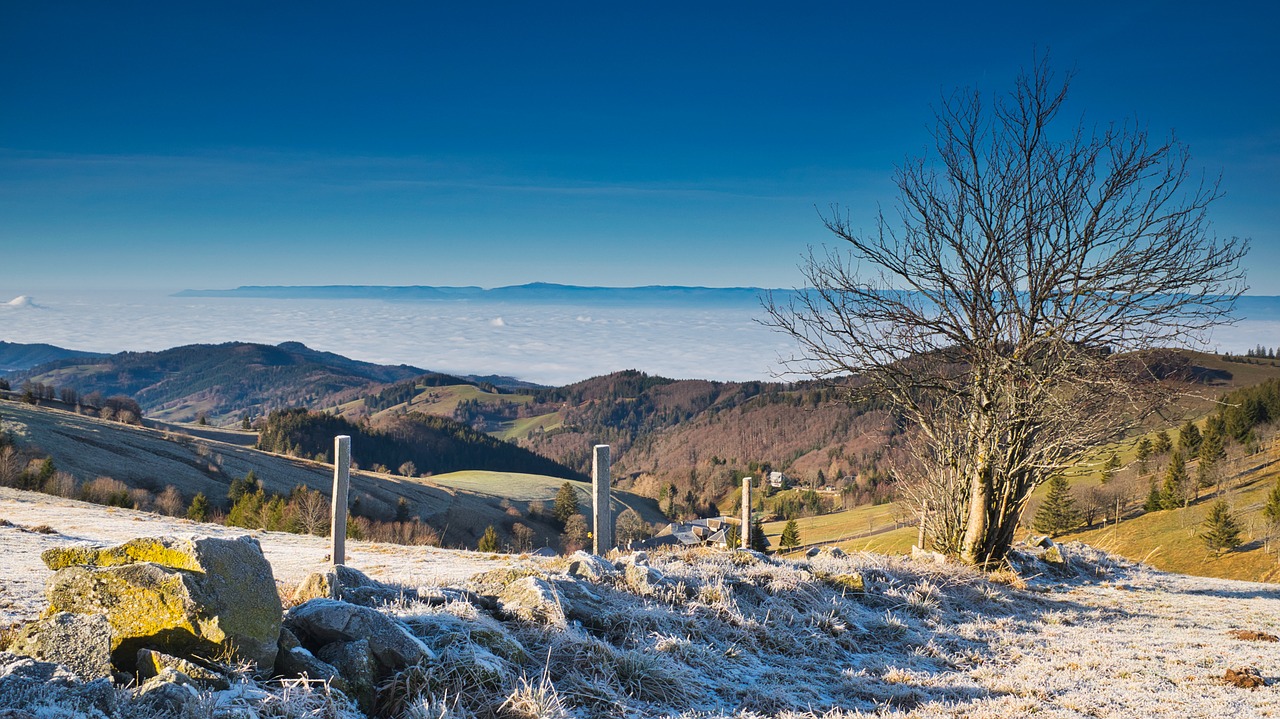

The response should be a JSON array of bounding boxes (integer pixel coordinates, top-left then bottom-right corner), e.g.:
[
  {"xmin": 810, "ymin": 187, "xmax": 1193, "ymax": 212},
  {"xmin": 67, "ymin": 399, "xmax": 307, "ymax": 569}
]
[
  {"xmin": 394, "ymin": 497, "xmax": 411, "ymax": 523},
  {"xmin": 1200, "ymin": 499, "xmax": 1243, "ymax": 555},
  {"xmin": 477, "ymin": 525, "xmax": 500, "ymax": 552},
  {"xmin": 186, "ymin": 492, "xmax": 209, "ymax": 522},
  {"xmin": 1177, "ymin": 421, "xmax": 1202, "ymax": 457},
  {"xmin": 1032, "ymin": 475, "xmax": 1079, "ymax": 536},
  {"xmin": 1153, "ymin": 430, "xmax": 1173, "ymax": 455},
  {"xmin": 749, "ymin": 516, "xmax": 767, "ymax": 552},
  {"xmin": 724, "ymin": 523, "xmax": 741, "ymax": 550},
  {"xmin": 228, "ymin": 471, "xmax": 259, "ymax": 503},
  {"xmin": 552, "ymin": 482, "xmax": 579, "ymax": 526},
  {"xmin": 1197, "ymin": 427, "xmax": 1227, "ymax": 492},
  {"xmin": 1143, "ymin": 480, "xmax": 1163, "ymax": 512},
  {"xmin": 1264, "ymin": 477, "xmax": 1280, "ymax": 528},
  {"xmin": 561, "ymin": 513, "xmax": 590, "ymax": 552},
  {"xmin": 779, "ymin": 519, "xmax": 801, "ymax": 549},
  {"xmin": 227, "ymin": 489, "xmax": 266, "ymax": 529},
  {"xmin": 1159, "ymin": 452, "xmax": 1189, "ymax": 510},
  {"xmin": 1100, "ymin": 452, "xmax": 1121, "ymax": 483},
  {"xmin": 1135, "ymin": 436, "xmax": 1153, "ymax": 474}
]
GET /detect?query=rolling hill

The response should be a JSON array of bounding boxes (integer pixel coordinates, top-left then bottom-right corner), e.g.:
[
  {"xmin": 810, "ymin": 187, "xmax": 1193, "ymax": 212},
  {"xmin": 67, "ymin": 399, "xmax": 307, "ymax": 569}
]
[
  {"xmin": 12, "ymin": 341, "xmax": 437, "ymax": 424},
  {"xmin": 0, "ymin": 340, "xmax": 104, "ymax": 373},
  {"xmin": 0, "ymin": 399, "xmax": 664, "ymax": 550}
]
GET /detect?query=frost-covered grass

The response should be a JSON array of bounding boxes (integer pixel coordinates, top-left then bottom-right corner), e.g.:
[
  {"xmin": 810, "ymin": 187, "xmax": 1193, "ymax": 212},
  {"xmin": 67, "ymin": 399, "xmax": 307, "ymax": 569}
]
[{"xmin": 4, "ymin": 498, "xmax": 1280, "ymax": 718}]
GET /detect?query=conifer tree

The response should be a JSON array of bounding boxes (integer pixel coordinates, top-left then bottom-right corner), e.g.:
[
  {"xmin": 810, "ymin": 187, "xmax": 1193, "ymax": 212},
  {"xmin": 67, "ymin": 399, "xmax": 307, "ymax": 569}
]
[
  {"xmin": 780, "ymin": 519, "xmax": 801, "ymax": 549},
  {"xmin": 1153, "ymin": 430, "xmax": 1173, "ymax": 455},
  {"xmin": 724, "ymin": 523, "xmax": 741, "ymax": 550},
  {"xmin": 1200, "ymin": 499, "xmax": 1242, "ymax": 555},
  {"xmin": 750, "ymin": 516, "xmax": 767, "ymax": 552},
  {"xmin": 1178, "ymin": 421, "xmax": 1202, "ymax": 457},
  {"xmin": 1159, "ymin": 452, "xmax": 1189, "ymax": 510},
  {"xmin": 186, "ymin": 492, "xmax": 209, "ymax": 522},
  {"xmin": 1264, "ymin": 477, "xmax": 1280, "ymax": 528},
  {"xmin": 1197, "ymin": 426, "xmax": 1227, "ymax": 493},
  {"xmin": 552, "ymin": 482, "xmax": 578, "ymax": 526},
  {"xmin": 477, "ymin": 525, "xmax": 500, "ymax": 552},
  {"xmin": 1032, "ymin": 475, "xmax": 1079, "ymax": 536},
  {"xmin": 1100, "ymin": 452, "xmax": 1121, "ymax": 483},
  {"xmin": 1143, "ymin": 480, "xmax": 1163, "ymax": 512},
  {"xmin": 1135, "ymin": 436, "xmax": 1154, "ymax": 474}
]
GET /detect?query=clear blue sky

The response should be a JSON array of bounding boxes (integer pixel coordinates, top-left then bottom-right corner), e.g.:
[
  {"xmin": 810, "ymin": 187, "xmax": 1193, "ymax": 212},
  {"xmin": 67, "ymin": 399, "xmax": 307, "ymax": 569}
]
[{"xmin": 2, "ymin": 1, "xmax": 1276, "ymax": 292}]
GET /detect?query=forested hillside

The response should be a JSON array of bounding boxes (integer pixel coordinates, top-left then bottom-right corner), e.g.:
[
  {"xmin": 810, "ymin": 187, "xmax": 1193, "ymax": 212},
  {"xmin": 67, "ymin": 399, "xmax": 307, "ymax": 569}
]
[
  {"xmin": 257, "ymin": 408, "xmax": 584, "ymax": 481},
  {"xmin": 14, "ymin": 341, "xmax": 429, "ymax": 423}
]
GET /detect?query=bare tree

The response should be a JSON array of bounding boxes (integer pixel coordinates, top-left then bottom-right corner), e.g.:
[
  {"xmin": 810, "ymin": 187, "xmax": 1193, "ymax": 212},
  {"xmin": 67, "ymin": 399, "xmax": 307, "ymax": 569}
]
[
  {"xmin": 766, "ymin": 57, "xmax": 1247, "ymax": 566},
  {"xmin": 292, "ymin": 485, "xmax": 331, "ymax": 536}
]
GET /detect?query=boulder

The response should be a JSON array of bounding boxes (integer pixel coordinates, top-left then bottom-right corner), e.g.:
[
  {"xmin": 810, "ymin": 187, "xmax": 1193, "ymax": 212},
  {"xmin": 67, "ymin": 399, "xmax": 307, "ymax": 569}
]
[
  {"xmin": 136, "ymin": 648, "xmax": 229, "ymax": 690},
  {"xmin": 285, "ymin": 599, "xmax": 435, "ymax": 675},
  {"xmin": 8, "ymin": 612, "xmax": 112, "ymax": 680},
  {"xmin": 292, "ymin": 564, "xmax": 416, "ymax": 607},
  {"xmin": 134, "ymin": 668, "xmax": 200, "ymax": 714},
  {"xmin": 565, "ymin": 551, "xmax": 617, "ymax": 581},
  {"xmin": 623, "ymin": 563, "xmax": 667, "ymax": 595},
  {"xmin": 42, "ymin": 535, "xmax": 282, "ymax": 673},
  {"xmin": 496, "ymin": 576, "xmax": 570, "ymax": 626},
  {"xmin": 0, "ymin": 652, "xmax": 116, "ymax": 717},
  {"xmin": 317, "ymin": 640, "xmax": 376, "ymax": 710}
]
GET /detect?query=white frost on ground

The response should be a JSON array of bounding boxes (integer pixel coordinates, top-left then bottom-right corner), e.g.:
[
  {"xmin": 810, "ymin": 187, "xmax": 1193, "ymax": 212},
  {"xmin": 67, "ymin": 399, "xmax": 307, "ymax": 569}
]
[{"xmin": 2, "ymin": 486, "xmax": 1279, "ymax": 717}]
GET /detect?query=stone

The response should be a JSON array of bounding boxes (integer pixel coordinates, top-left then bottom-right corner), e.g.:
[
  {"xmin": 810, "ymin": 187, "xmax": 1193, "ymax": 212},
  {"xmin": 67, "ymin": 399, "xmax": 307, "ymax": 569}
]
[
  {"xmin": 911, "ymin": 545, "xmax": 948, "ymax": 563},
  {"xmin": 43, "ymin": 535, "xmax": 282, "ymax": 673},
  {"xmin": 0, "ymin": 652, "xmax": 116, "ymax": 717},
  {"xmin": 317, "ymin": 640, "xmax": 375, "ymax": 710},
  {"xmin": 496, "ymin": 576, "xmax": 570, "ymax": 626},
  {"xmin": 135, "ymin": 667, "xmax": 200, "ymax": 713},
  {"xmin": 8, "ymin": 612, "xmax": 112, "ymax": 680},
  {"xmin": 285, "ymin": 598, "xmax": 435, "ymax": 675},
  {"xmin": 623, "ymin": 563, "xmax": 667, "ymax": 595},
  {"xmin": 136, "ymin": 648, "xmax": 229, "ymax": 690},
  {"xmin": 293, "ymin": 564, "xmax": 416, "ymax": 607},
  {"xmin": 566, "ymin": 550, "xmax": 617, "ymax": 581}
]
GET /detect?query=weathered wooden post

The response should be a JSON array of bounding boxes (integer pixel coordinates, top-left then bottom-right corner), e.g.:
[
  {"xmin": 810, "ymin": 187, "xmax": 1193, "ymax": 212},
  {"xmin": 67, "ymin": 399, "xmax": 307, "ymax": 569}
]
[
  {"xmin": 331, "ymin": 435, "xmax": 351, "ymax": 566},
  {"xmin": 916, "ymin": 499, "xmax": 928, "ymax": 550},
  {"xmin": 741, "ymin": 476, "xmax": 753, "ymax": 550},
  {"xmin": 592, "ymin": 444, "xmax": 612, "ymax": 554}
]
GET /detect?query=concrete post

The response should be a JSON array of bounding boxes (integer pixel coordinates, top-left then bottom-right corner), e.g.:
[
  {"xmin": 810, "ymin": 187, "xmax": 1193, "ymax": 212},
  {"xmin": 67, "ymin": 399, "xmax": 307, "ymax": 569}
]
[
  {"xmin": 741, "ymin": 476, "xmax": 753, "ymax": 550},
  {"xmin": 592, "ymin": 444, "xmax": 612, "ymax": 554},
  {"xmin": 331, "ymin": 435, "xmax": 351, "ymax": 566}
]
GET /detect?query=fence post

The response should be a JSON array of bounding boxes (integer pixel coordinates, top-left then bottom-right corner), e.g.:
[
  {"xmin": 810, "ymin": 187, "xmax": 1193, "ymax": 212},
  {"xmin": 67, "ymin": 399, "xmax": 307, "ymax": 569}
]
[
  {"xmin": 331, "ymin": 435, "xmax": 351, "ymax": 566},
  {"xmin": 592, "ymin": 444, "xmax": 612, "ymax": 554},
  {"xmin": 741, "ymin": 476, "xmax": 753, "ymax": 550}
]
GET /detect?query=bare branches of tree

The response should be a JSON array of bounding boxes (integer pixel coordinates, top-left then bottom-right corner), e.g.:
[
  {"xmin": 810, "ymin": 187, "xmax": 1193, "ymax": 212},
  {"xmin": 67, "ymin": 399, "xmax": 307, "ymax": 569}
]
[{"xmin": 765, "ymin": 56, "xmax": 1248, "ymax": 566}]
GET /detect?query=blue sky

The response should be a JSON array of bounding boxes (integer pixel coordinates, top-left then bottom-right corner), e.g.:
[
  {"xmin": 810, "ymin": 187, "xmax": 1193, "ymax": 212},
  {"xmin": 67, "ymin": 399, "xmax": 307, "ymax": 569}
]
[{"xmin": 2, "ymin": 1, "xmax": 1277, "ymax": 293}]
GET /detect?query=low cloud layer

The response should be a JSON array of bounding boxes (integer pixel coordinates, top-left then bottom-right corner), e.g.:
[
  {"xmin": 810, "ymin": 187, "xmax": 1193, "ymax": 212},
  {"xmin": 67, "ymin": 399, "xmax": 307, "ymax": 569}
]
[{"xmin": 2, "ymin": 290, "xmax": 1274, "ymax": 386}]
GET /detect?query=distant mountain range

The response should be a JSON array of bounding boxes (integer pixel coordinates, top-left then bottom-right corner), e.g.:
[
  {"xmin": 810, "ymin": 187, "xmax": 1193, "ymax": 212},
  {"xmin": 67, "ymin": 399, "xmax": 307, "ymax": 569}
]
[
  {"xmin": 174, "ymin": 283, "xmax": 783, "ymax": 306},
  {"xmin": 0, "ymin": 341, "xmax": 105, "ymax": 372}
]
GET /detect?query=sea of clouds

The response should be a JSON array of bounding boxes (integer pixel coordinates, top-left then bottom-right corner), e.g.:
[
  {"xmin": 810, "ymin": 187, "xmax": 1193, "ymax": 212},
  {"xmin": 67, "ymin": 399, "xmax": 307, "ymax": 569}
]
[
  {"xmin": 2, "ymin": 290, "xmax": 1277, "ymax": 386},
  {"xmin": 0, "ymin": 290, "xmax": 798, "ymax": 385}
]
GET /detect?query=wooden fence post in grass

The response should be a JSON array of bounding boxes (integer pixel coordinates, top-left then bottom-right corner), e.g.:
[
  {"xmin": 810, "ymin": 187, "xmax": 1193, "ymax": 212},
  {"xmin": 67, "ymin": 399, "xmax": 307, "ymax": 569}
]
[
  {"xmin": 331, "ymin": 435, "xmax": 351, "ymax": 566},
  {"xmin": 917, "ymin": 500, "xmax": 929, "ymax": 550},
  {"xmin": 592, "ymin": 444, "xmax": 612, "ymax": 555},
  {"xmin": 742, "ymin": 476, "xmax": 753, "ymax": 551}
]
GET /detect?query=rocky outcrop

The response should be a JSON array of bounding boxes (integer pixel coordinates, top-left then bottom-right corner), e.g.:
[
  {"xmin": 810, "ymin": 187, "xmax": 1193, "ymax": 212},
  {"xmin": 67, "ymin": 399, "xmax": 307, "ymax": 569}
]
[
  {"xmin": 285, "ymin": 598, "xmax": 435, "ymax": 675},
  {"xmin": 40, "ymin": 535, "xmax": 282, "ymax": 673}
]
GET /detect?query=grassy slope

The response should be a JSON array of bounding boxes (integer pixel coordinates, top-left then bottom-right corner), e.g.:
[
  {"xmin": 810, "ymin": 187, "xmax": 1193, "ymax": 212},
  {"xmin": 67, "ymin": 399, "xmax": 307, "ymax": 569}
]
[
  {"xmin": 756, "ymin": 353, "xmax": 1280, "ymax": 578},
  {"xmin": 0, "ymin": 399, "xmax": 662, "ymax": 550}
]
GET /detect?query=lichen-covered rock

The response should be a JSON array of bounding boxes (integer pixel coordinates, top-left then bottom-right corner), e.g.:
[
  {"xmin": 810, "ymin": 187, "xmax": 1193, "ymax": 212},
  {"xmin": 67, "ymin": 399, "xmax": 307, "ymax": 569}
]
[
  {"xmin": 566, "ymin": 550, "xmax": 617, "ymax": 580},
  {"xmin": 294, "ymin": 565, "xmax": 426, "ymax": 607},
  {"xmin": 497, "ymin": 576, "xmax": 570, "ymax": 626},
  {"xmin": 136, "ymin": 648, "xmax": 229, "ymax": 690},
  {"xmin": 8, "ymin": 612, "xmax": 112, "ymax": 680},
  {"xmin": 285, "ymin": 599, "xmax": 435, "ymax": 675},
  {"xmin": 623, "ymin": 563, "xmax": 667, "ymax": 595},
  {"xmin": 43, "ymin": 535, "xmax": 282, "ymax": 673}
]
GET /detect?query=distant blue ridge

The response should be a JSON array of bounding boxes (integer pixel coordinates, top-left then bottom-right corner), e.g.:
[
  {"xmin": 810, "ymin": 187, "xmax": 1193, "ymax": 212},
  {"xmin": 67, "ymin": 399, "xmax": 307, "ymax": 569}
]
[{"xmin": 173, "ymin": 283, "xmax": 794, "ymax": 307}]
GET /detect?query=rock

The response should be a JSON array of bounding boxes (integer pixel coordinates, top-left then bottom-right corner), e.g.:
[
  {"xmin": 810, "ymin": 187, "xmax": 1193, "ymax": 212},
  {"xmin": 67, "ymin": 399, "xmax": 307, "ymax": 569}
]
[
  {"xmin": 293, "ymin": 564, "xmax": 416, "ymax": 607},
  {"xmin": 623, "ymin": 563, "xmax": 667, "ymax": 595},
  {"xmin": 910, "ymin": 545, "xmax": 948, "ymax": 563},
  {"xmin": 0, "ymin": 652, "xmax": 117, "ymax": 717},
  {"xmin": 135, "ymin": 668, "xmax": 200, "ymax": 713},
  {"xmin": 613, "ymin": 551, "xmax": 648, "ymax": 570},
  {"xmin": 414, "ymin": 586, "xmax": 497, "ymax": 611},
  {"xmin": 1224, "ymin": 667, "xmax": 1266, "ymax": 688},
  {"xmin": 822, "ymin": 573, "xmax": 866, "ymax": 593},
  {"xmin": 43, "ymin": 535, "xmax": 281, "ymax": 673},
  {"xmin": 317, "ymin": 640, "xmax": 375, "ymax": 711},
  {"xmin": 285, "ymin": 599, "xmax": 435, "ymax": 675},
  {"xmin": 1042, "ymin": 543, "xmax": 1065, "ymax": 564},
  {"xmin": 497, "ymin": 576, "xmax": 570, "ymax": 626},
  {"xmin": 136, "ymin": 648, "xmax": 229, "ymax": 690},
  {"xmin": 1027, "ymin": 535, "xmax": 1054, "ymax": 549},
  {"xmin": 8, "ymin": 612, "xmax": 112, "ymax": 680},
  {"xmin": 566, "ymin": 551, "xmax": 617, "ymax": 580}
]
